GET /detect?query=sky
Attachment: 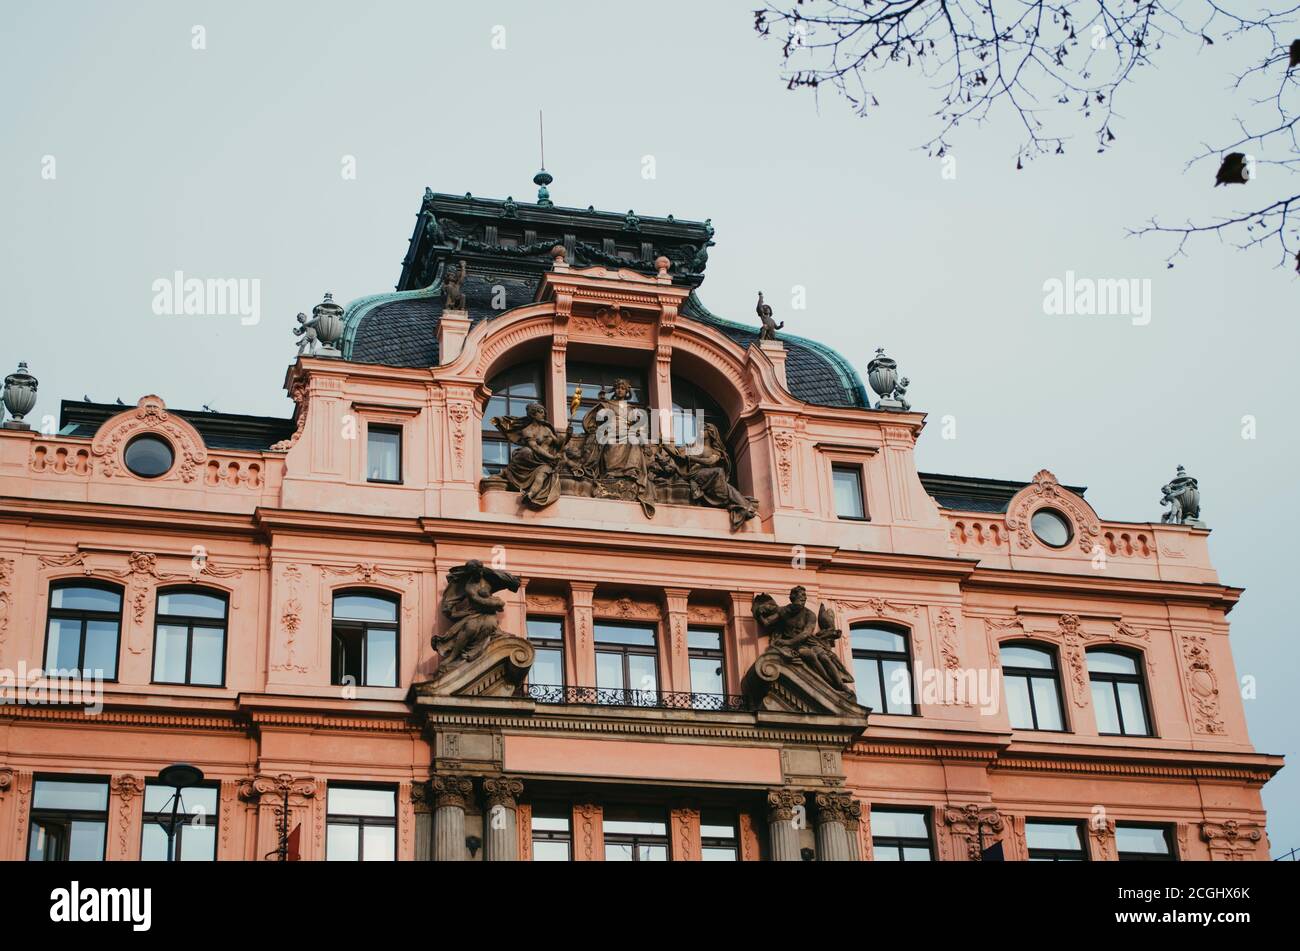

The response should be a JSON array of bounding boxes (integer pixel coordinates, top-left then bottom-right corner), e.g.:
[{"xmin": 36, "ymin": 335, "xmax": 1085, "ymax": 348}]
[{"xmin": 2, "ymin": 0, "xmax": 1295, "ymax": 854}]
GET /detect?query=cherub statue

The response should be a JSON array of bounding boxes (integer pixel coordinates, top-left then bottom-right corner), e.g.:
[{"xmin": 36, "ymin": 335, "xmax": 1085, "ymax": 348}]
[
  {"xmin": 751, "ymin": 587, "xmax": 855, "ymax": 696},
  {"xmin": 893, "ymin": 377, "xmax": 911, "ymax": 411},
  {"xmin": 293, "ymin": 311, "xmax": 318, "ymax": 356},
  {"xmin": 443, "ymin": 260, "xmax": 467, "ymax": 310},
  {"xmin": 432, "ymin": 559, "xmax": 521, "ymax": 672},
  {"xmin": 756, "ymin": 292, "xmax": 784, "ymax": 341},
  {"xmin": 1159, "ymin": 465, "xmax": 1201, "ymax": 524}
]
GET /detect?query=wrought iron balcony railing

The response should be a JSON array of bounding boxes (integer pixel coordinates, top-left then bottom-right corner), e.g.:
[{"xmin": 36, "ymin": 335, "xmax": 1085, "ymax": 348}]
[{"xmin": 526, "ymin": 683, "xmax": 751, "ymax": 712}]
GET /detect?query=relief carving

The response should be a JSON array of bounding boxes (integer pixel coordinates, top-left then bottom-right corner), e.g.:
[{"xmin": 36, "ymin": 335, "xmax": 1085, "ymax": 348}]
[
  {"xmin": 91, "ymin": 395, "xmax": 207, "ymax": 483},
  {"xmin": 1005, "ymin": 469, "xmax": 1100, "ymax": 554},
  {"xmin": 1180, "ymin": 634, "xmax": 1226, "ymax": 734}
]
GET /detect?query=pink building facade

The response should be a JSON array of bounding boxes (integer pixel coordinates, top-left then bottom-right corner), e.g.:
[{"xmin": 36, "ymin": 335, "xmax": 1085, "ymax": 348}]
[{"xmin": 0, "ymin": 188, "xmax": 1279, "ymax": 861}]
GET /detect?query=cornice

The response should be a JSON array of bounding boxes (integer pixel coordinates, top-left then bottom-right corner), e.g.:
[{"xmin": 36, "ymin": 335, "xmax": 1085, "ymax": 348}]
[
  {"xmin": 0, "ymin": 497, "xmax": 261, "ymax": 537},
  {"xmin": 965, "ymin": 566, "xmax": 1243, "ymax": 611}
]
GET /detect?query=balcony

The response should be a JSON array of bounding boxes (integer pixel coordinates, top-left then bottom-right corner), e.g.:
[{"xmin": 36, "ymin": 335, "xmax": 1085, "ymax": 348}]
[{"xmin": 525, "ymin": 684, "xmax": 751, "ymax": 712}]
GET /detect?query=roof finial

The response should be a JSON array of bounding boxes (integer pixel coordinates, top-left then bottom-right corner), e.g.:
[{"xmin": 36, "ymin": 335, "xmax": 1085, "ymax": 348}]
[{"xmin": 533, "ymin": 109, "xmax": 554, "ymax": 207}]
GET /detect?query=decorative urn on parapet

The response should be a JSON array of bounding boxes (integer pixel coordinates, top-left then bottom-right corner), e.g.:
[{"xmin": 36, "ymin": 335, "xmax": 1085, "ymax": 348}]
[
  {"xmin": 2, "ymin": 361, "xmax": 38, "ymax": 429},
  {"xmin": 867, "ymin": 348, "xmax": 910, "ymax": 410},
  {"xmin": 1159, "ymin": 464, "xmax": 1205, "ymax": 528},
  {"xmin": 293, "ymin": 293, "xmax": 344, "ymax": 358}
]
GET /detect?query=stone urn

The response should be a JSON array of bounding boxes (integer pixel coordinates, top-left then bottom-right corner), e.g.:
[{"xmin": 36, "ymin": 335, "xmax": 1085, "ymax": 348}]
[
  {"xmin": 2, "ymin": 361, "xmax": 38, "ymax": 429},
  {"xmin": 866, "ymin": 348, "xmax": 899, "ymax": 402},
  {"xmin": 312, "ymin": 293, "xmax": 345, "ymax": 355},
  {"xmin": 1170, "ymin": 466, "xmax": 1200, "ymax": 520}
]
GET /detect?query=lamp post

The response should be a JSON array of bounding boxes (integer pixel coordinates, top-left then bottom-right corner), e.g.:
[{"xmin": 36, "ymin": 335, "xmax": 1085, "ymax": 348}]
[{"xmin": 156, "ymin": 763, "xmax": 204, "ymax": 862}]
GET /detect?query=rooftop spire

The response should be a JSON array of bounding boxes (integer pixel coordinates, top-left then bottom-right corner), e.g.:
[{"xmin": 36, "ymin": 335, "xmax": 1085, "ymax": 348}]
[{"xmin": 534, "ymin": 109, "xmax": 553, "ymax": 206}]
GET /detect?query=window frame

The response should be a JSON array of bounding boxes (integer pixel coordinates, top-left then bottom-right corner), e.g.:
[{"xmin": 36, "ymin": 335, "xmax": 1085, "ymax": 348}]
[
  {"xmin": 1087, "ymin": 647, "xmax": 1155, "ymax": 737},
  {"xmin": 365, "ymin": 423, "xmax": 404, "ymax": 485},
  {"xmin": 140, "ymin": 779, "xmax": 220, "ymax": 861},
  {"xmin": 526, "ymin": 615, "xmax": 566, "ymax": 688},
  {"xmin": 686, "ymin": 625, "xmax": 727, "ymax": 698},
  {"xmin": 151, "ymin": 585, "xmax": 229, "ymax": 688},
  {"xmin": 602, "ymin": 806, "xmax": 670, "ymax": 862},
  {"xmin": 483, "ymin": 362, "xmax": 545, "ymax": 477},
  {"xmin": 27, "ymin": 774, "xmax": 110, "ymax": 862},
  {"xmin": 870, "ymin": 806, "xmax": 934, "ymax": 861},
  {"xmin": 330, "ymin": 589, "xmax": 400, "ymax": 689},
  {"xmin": 700, "ymin": 808, "xmax": 740, "ymax": 861},
  {"xmin": 1025, "ymin": 818, "xmax": 1089, "ymax": 861},
  {"xmin": 1000, "ymin": 641, "xmax": 1069, "ymax": 732},
  {"xmin": 529, "ymin": 804, "xmax": 573, "ymax": 861},
  {"xmin": 830, "ymin": 463, "xmax": 869, "ymax": 521},
  {"xmin": 593, "ymin": 620, "xmax": 661, "ymax": 704},
  {"xmin": 849, "ymin": 623, "xmax": 916, "ymax": 716},
  {"xmin": 1115, "ymin": 822, "xmax": 1177, "ymax": 862},
  {"xmin": 43, "ymin": 580, "xmax": 123, "ymax": 682},
  {"xmin": 325, "ymin": 783, "xmax": 398, "ymax": 862}
]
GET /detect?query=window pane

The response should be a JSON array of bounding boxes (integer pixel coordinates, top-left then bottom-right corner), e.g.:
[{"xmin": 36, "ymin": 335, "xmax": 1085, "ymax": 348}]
[
  {"xmin": 190, "ymin": 626, "xmax": 225, "ymax": 685},
  {"xmin": 46, "ymin": 618, "xmax": 83, "ymax": 671},
  {"xmin": 832, "ymin": 467, "xmax": 865, "ymax": 518},
  {"xmin": 593, "ymin": 623, "xmax": 655, "ymax": 646},
  {"xmin": 157, "ymin": 590, "xmax": 225, "ymax": 618},
  {"xmin": 83, "ymin": 620, "xmax": 119, "ymax": 679},
  {"xmin": 328, "ymin": 787, "xmax": 396, "ymax": 817},
  {"xmin": 852, "ymin": 626, "xmax": 905, "ymax": 653},
  {"xmin": 1031, "ymin": 677, "xmax": 1064, "ymax": 730},
  {"xmin": 327, "ymin": 824, "xmax": 359, "ymax": 861},
  {"xmin": 29, "ymin": 822, "xmax": 64, "ymax": 861},
  {"xmin": 366, "ymin": 627, "xmax": 397, "ymax": 687},
  {"xmin": 362, "ymin": 825, "xmax": 395, "ymax": 861},
  {"xmin": 689, "ymin": 657, "xmax": 723, "ymax": 695},
  {"xmin": 1006, "ymin": 674, "xmax": 1035, "ymax": 729},
  {"xmin": 52, "ymin": 586, "xmax": 121, "ymax": 612},
  {"xmin": 180, "ymin": 822, "xmax": 216, "ymax": 861},
  {"xmin": 527, "ymin": 617, "xmax": 563, "ymax": 640},
  {"xmin": 68, "ymin": 821, "xmax": 106, "ymax": 860},
  {"xmin": 1117, "ymin": 825, "xmax": 1170, "ymax": 855},
  {"xmin": 687, "ymin": 628, "xmax": 721, "ymax": 651},
  {"xmin": 596, "ymin": 652, "xmax": 623, "ymax": 691},
  {"xmin": 1088, "ymin": 650, "xmax": 1138, "ymax": 675},
  {"xmin": 144, "ymin": 784, "xmax": 216, "ymax": 814},
  {"xmin": 853, "ymin": 657, "xmax": 883, "ymax": 711},
  {"xmin": 700, "ymin": 812, "xmax": 736, "ymax": 838},
  {"xmin": 604, "ymin": 817, "xmax": 667, "ymax": 836},
  {"xmin": 882, "ymin": 659, "xmax": 913, "ymax": 714},
  {"xmin": 532, "ymin": 646, "xmax": 564, "ymax": 686},
  {"xmin": 482, "ymin": 440, "xmax": 510, "ymax": 468},
  {"xmin": 141, "ymin": 824, "xmax": 168, "ymax": 861},
  {"xmin": 702, "ymin": 846, "xmax": 737, "ymax": 861},
  {"xmin": 153, "ymin": 624, "xmax": 188, "ymax": 683},
  {"xmin": 1001, "ymin": 645, "xmax": 1054, "ymax": 669},
  {"xmin": 531, "ymin": 814, "xmax": 570, "ymax": 832},
  {"xmin": 367, "ymin": 428, "xmax": 401, "ymax": 481},
  {"xmin": 604, "ymin": 843, "xmax": 634, "ymax": 861},
  {"xmin": 532, "ymin": 840, "xmax": 571, "ymax": 861},
  {"xmin": 901, "ymin": 846, "xmax": 933, "ymax": 861},
  {"xmin": 627, "ymin": 654, "xmax": 658, "ymax": 694},
  {"xmin": 1027, "ymin": 821, "xmax": 1082, "ymax": 852},
  {"xmin": 333, "ymin": 594, "xmax": 397, "ymax": 622},
  {"xmin": 34, "ymin": 779, "xmax": 108, "ymax": 811},
  {"xmin": 638, "ymin": 844, "xmax": 668, "ymax": 861},
  {"xmin": 1092, "ymin": 682, "xmax": 1122, "ymax": 733},
  {"xmin": 871, "ymin": 810, "xmax": 927, "ymax": 839},
  {"xmin": 1117, "ymin": 682, "xmax": 1149, "ymax": 735}
]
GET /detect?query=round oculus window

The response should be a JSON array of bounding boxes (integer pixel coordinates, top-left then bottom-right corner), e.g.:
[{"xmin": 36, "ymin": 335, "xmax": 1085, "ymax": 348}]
[
  {"xmin": 1030, "ymin": 508, "xmax": 1072, "ymax": 548},
  {"xmin": 124, "ymin": 434, "xmax": 175, "ymax": 478}
]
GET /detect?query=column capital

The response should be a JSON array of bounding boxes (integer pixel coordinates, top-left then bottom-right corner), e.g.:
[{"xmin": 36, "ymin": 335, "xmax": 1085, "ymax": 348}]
[
  {"xmin": 814, "ymin": 790, "xmax": 855, "ymax": 825},
  {"xmin": 766, "ymin": 788, "xmax": 806, "ymax": 824},
  {"xmin": 482, "ymin": 776, "xmax": 524, "ymax": 811},
  {"xmin": 430, "ymin": 776, "xmax": 474, "ymax": 811}
]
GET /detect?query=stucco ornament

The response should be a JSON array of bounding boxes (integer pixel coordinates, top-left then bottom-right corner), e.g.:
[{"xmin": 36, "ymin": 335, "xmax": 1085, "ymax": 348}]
[
  {"xmin": 2, "ymin": 361, "xmax": 38, "ymax": 429},
  {"xmin": 1159, "ymin": 464, "xmax": 1204, "ymax": 526},
  {"xmin": 751, "ymin": 588, "xmax": 856, "ymax": 697},
  {"xmin": 91, "ymin": 395, "xmax": 207, "ymax": 482},
  {"xmin": 1005, "ymin": 469, "xmax": 1100, "ymax": 553},
  {"xmin": 866, "ymin": 348, "xmax": 910, "ymax": 410},
  {"xmin": 433, "ymin": 560, "xmax": 522, "ymax": 673},
  {"xmin": 293, "ymin": 292, "xmax": 344, "ymax": 358}
]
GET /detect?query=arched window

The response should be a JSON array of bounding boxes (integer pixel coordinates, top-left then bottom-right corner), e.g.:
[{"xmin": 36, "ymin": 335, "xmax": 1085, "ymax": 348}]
[
  {"xmin": 483, "ymin": 362, "xmax": 543, "ymax": 476},
  {"xmin": 331, "ymin": 591, "xmax": 398, "ymax": 688},
  {"xmin": 670, "ymin": 375, "xmax": 728, "ymax": 447},
  {"xmin": 45, "ymin": 581, "xmax": 122, "ymax": 680},
  {"xmin": 850, "ymin": 624, "xmax": 913, "ymax": 715},
  {"xmin": 1000, "ymin": 642, "xmax": 1066, "ymax": 731},
  {"xmin": 1087, "ymin": 648, "xmax": 1152, "ymax": 736},
  {"xmin": 153, "ymin": 587, "xmax": 228, "ymax": 686}
]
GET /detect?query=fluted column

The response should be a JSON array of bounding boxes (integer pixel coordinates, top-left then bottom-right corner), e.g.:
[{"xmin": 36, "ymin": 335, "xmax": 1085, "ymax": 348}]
[
  {"xmin": 412, "ymin": 781, "xmax": 433, "ymax": 862},
  {"xmin": 766, "ymin": 789, "xmax": 806, "ymax": 862},
  {"xmin": 482, "ymin": 776, "xmax": 524, "ymax": 861},
  {"xmin": 844, "ymin": 797, "xmax": 864, "ymax": 861},
  {"xmin": 431, "ymin": 777, "xmax": 473, "ymax": 861},
  {"xmin": 814, "ymin": 791, "xmax": 854, "ymax": 862}
]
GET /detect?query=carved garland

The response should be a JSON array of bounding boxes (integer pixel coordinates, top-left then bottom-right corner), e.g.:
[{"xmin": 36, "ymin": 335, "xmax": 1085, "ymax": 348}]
[
  {"xmin": 1200, "ymin": 820, "xmax": 1263, "ymax": 859},
  {"xmin": 270, "ymin": 382, "xmax": 308, "ymax": 451},
  {"xmin": 1004, "ymin": 469, "xmax": 1101, "ymax": 554},
  {"xmin": 272, "ymin": 565, "xmax": 307, "ymax": 673},
  {"xmin": 1180, "ymin": 634, "xmax": 1226, "ymax": 735},
  {"xmin": 91, "ymin": 395, "xmax": 207, "ymax": 483},
  {"xmin": 942, "ymin": 803, "xmax": 1005, "ymax": 860},
  {"xmin": 0, "ymin": 557, "xmax": 13, "ymax": 654}
]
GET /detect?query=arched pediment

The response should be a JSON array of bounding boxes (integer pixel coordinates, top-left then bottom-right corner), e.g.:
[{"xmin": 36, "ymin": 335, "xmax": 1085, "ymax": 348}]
[{"xmin": 90, "ymin": 395, "xmax": 208, "ymax": 483}]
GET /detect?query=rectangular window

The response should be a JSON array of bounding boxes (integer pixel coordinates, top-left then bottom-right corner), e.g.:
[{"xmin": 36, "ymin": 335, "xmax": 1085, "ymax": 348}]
[
  {"xmin": 831, "ymin": 464, "xmax": 867, "ymax": 520},
  {"xmin": 603, "ymin": 806, "xmax": 669, "ymax": 861},
  {"xmin": 1025, "ymin": 819, "xmax": 1087, "ymax": 861},
  {"xmin": 27, "ymin": 776, "xmax": 109, "ymax": 861},
  {"xmin": 701, "ymin": 809, "xmax": 739, "ymax": 861},
  {"xmin": 153, "ymin": 589, "xmax": 227, "ymax": 687},
  {"xmin": 530, "ymin": 805, "xmax": 572, "ymax": 861},
  {"xmin": 526, "ymin": 616, "xmax": 565, "ymax": 689},
  {"xmin": 1116, "ymin": 823, "xmax": 1176, "ymax": 861},
  {"xmin": 331, "ymin": 592, "xmax": 399, "ymax": 688},
  {"xmin": 687, "ymin": 627, "xmax": 725, "ymax": 700},
  {"xmin": 871, "ymin": 807, "xmax": 933, "ymax": 861},
  {"xmin": 366, "ymin": 425, "xmax": 402, "ymax": 483},
  {"xmin": 45, "ymin": 583, "xmax": 121, "ymax": 680},
  {"xmin": 326, "ymin": 785, "xmax": 397, "ymax": 861},
  {"xmin": 594, "ymin": 622, "xmax": 659, "ymax": 705},
  {"xmin": 140, "ymin": 782, "xmax": 219, "ymax": 861}
]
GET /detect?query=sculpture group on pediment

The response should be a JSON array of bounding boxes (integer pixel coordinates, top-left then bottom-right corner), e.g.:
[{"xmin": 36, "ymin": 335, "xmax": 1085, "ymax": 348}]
[
  {"xmin": 751, "ymin": 588, "xmax": 856, "ymax": 697},
  {"xmin": 488, "ymin": 386, "xmax": 757, "ymax": 530},
  {"xmin": 433, "ymin": 559, "xmax": 521, "ymax": 672}
]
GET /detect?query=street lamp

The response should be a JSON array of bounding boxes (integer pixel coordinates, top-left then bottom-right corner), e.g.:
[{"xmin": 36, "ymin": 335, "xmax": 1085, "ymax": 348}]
[{"xmin": 156, "ymin": 763, "xmax": 204, "ymax": 862}]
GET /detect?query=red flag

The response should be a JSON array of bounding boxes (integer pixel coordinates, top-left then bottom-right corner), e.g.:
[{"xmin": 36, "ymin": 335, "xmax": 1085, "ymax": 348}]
[{"xmin": 286, "ymin": 823, "xmax": 302, "ymax": 862}]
